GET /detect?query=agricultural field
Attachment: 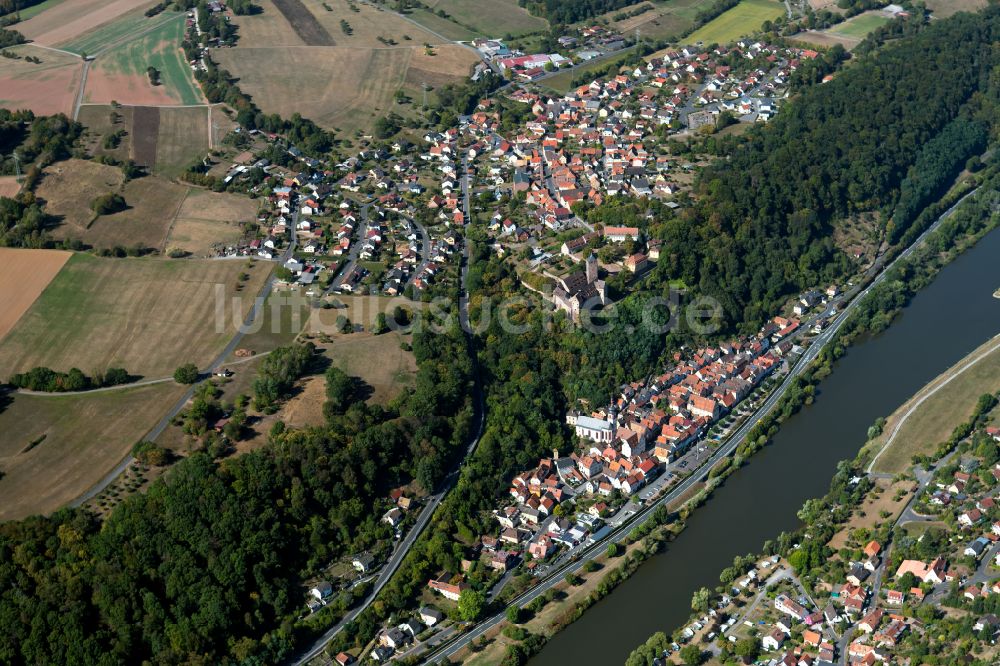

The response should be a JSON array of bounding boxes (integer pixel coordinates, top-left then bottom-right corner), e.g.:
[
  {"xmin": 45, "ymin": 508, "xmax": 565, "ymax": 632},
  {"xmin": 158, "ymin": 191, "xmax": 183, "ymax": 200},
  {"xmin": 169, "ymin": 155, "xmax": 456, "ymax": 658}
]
[
  {"xmin": 83, "ymin": 14, "xmax": 204, "ymax": 106},
  {"xmin": 165, "ymin": 188, "xmax": 259, "ymax": 256},
  {"xmin": 926, "ymin": 0, "xmax": 986, "ymax": 18},
  {"xmin": 599, "ymin": 0, "xmax": 715, "ymax": 42},
  {"xmin": 684, "ymin": 0, "xmax": 784, "ymax": 45},
  {"xmin": 415, "ymin": 0, "xmax": 547, "ymax": 38},
  {"xmin": 865, "ymin": 335, "xmax": 1000, "ymax": 474},
  {"xmin": 0, "ymin": 252, "xmax": 271, "ymax": 379},
  {"xmin": 0, "ymin": 248, "xmax": 71, "ymax": 341},
  {"xmin": 220, "ymin": 0, "xmax": 477, "ymax": 132},
  {"xmin": 78, "ymin": 104, "xmax": 212, "ymax": 174},
  {"xmin": 0, "ymin": 382, "xmax": 185, "ymax": 521},
  {"xmin": 11, "ymin": 0, "xmax": 68, "ymax": 22},
  {"xmin": 15, "ymin": 0, "xmax": 157, "ymax": 49},
  {"xmin": 0, "ymin": 44, "xmax": 83, "ymax": 117},
  {"xmin": 826, "ymin": 10, "xmax": 891, "ymax": 40}
]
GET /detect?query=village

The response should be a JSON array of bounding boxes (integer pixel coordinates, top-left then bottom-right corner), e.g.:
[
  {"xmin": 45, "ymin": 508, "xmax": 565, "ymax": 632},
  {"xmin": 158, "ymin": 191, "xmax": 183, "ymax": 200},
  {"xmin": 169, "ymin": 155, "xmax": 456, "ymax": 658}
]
[{"xmin": 652, "ymin": 424, "xmax": 1000, "ymax": 666}]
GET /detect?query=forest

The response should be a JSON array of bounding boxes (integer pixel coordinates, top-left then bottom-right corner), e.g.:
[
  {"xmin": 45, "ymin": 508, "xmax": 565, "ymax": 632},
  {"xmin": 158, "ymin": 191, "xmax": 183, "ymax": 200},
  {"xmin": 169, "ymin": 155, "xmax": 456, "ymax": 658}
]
[
  {"xmin": 642, "ymin": 8, "xmax": 1000, "ymax": 329},
  {"xmin": 518, "ymin": 0, "xmax": 638, "ymax": 23},
  {"xmin": 0, "ymin": 326, "xmax": 473, "ymax": 664}
]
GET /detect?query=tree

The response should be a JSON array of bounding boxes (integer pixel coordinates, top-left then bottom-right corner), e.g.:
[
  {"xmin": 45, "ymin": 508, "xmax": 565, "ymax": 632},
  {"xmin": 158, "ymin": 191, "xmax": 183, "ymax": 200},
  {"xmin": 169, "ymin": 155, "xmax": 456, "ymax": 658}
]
[
  {"xmin": 734, "ymin": 637, "xmax": 759, "ymax": 660},
  {"xmin": 679, "ymin": 645, "xmax": 704, "ymax": 665},
  {"xmin": 173, "ymin": 363, "xmax": 199, "ymax": 384},
  {"xmin": 373, "ymin": 312, "xmax": 389, "ymax": 334},
  {"xmin": 564, "ymin": 572, "xmax": 581, "ymax": 586},
  {"xmin": 690, "ymin": 586, "xmax": 710, "ymax": 612},
  {"xmin": 457, "ymin": 589, "xmax": 485, "ymax": 621},
  {"xmin": 90, "ymin": 192, "xmax": 126, "ymax": 215},
  {"xmin": 606, "ymin": 542, "xmax": 621, "ymax": 558},
  {"xmin": 324, "ymin": 366, "xmax": 356, "ymax": 416},
  {"xmin": 505, "ymin": 605, "xmax": 523, "ymax": 624}
]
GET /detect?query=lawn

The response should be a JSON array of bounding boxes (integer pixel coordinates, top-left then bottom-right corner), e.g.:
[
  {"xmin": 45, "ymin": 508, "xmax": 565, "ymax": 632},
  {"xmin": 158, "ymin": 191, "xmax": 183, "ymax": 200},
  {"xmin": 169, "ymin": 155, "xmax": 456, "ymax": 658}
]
[
  {"xmin": 866, "ymin": 335, "xmax": 1000, "ymax": 474},
  {"xmin": 684, "ymin": 0, "xmax": 785, "ymax": 45},
  {"xmin": 827, "ymin": 12, "xmax": 890, "ymax": 39},
  {"xmin": 0, "ymin": 252, "xmax": 272, "ymax": 379},
  {"xmin": 0, "ymin": 381, "xmax": 185, "ymax": 521},
  {"xmin": 926, "ymin": 0, "xmax": 987, "ymax": 17},
  {"xmin": 165, "ymin": 188, "xmax": 258, "ymax": 256},
  {"xmin": 83, "ymin": 14, "xmax": 204, "ymax": 106}
]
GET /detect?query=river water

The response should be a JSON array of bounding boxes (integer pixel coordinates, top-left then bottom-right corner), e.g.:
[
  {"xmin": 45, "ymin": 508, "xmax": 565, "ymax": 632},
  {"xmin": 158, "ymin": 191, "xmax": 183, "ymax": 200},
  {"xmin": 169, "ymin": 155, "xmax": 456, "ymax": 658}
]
[{"xmin": 530, "ymin": 226, "xmax": 1000, "ymax": 665}]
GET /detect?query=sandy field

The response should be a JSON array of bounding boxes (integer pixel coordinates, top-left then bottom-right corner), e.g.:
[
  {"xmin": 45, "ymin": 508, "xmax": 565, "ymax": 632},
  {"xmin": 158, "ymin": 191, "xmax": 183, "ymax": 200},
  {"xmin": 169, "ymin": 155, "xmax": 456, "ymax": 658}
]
[
  {"xmin": 0, "ymin": 44, "xmax": 83, "ymax": 117},
  {"xmin": 0, "ymin": 248, "xmax": 71, "ymax": 342},
  {"xmin": 16, "ymin": 0, "xmax": 156, "ymax": 47}
]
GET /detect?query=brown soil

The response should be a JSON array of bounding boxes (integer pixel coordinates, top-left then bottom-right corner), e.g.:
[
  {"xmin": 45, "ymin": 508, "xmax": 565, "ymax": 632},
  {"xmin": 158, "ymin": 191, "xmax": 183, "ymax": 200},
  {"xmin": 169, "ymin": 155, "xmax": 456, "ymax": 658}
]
[
  {"xmin": 0, "ymin": 176, "xmax": 20, "ymax": 198},
  {"xmin": 84, "ymin": 70, "xmax": 178, "ymax": 107},
  {"xmin": 272, "ymin": 0, "xmax": 335, "ymax": 45},
  {"xmin": 0, "ymin": 248, "xmax": 71, "ymax": 341},
  {"xmin": 132, "ymin": 105, "xmax": 161, "ymax": 168},
  {"xmin": 0, "ymin": 45, "xmax": 84, "ymax": 116}
]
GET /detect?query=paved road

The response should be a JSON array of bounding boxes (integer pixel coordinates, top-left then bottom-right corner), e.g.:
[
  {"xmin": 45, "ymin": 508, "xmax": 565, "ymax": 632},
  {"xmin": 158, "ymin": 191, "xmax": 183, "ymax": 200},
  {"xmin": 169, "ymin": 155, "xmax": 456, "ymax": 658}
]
[
  {"xmin": 70, "ymin": 209, "xmax": 300, "ymax": 508},
  {"xmin": 291, "ymin": 166, "xmax": 486, "ymax": 666},
  {"xmin": 404, "ymin": 215, "xmax": 432, "ymax": 290},
  {"xmin": 417, "ymin": 183, "xmax": 987, "ymax": 664},
  {"xmin": 325, "ymin": 204, "xmax": 369, "ymax": 293}
]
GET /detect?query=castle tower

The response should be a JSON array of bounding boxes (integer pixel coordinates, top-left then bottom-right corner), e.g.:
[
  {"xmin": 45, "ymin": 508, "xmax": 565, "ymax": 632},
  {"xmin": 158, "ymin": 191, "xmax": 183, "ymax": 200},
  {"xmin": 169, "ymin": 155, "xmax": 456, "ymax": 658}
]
[{"xmin": 585, "ymin": 252, "xmax": 598, "ymax": 285}]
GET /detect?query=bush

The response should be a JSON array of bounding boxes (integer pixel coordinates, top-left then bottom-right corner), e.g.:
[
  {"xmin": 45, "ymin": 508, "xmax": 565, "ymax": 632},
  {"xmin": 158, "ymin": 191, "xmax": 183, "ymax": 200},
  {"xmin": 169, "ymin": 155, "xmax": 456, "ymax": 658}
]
[{"xmin": 90, "ymin": 192, "xmax": 126, "ymax": 215}]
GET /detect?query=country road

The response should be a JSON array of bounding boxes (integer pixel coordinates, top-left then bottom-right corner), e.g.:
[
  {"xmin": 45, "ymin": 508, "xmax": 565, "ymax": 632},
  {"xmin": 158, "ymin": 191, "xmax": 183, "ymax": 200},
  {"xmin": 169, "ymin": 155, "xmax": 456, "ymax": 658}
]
[
  {"xmin": 288, "ymin": 160, "xmax": 485, "ymax": 665},
  {"xmin": 70, "ymin": 210, "xmax": 300, "ymax": 508},
  {"xmin": 417, "ymin": 185, "xmax": 985, "ymax": 664}
]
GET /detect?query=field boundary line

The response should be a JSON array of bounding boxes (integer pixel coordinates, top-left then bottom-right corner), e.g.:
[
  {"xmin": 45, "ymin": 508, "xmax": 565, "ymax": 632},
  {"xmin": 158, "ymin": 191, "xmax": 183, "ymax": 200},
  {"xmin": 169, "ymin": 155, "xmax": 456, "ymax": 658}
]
[
  {"xmin": 866, "ymin": 332, "xmax": 1000, "ymax": 473},
  {"xmin": 161, "ymin": 187, "xmax": 194, "ymax": 253}
]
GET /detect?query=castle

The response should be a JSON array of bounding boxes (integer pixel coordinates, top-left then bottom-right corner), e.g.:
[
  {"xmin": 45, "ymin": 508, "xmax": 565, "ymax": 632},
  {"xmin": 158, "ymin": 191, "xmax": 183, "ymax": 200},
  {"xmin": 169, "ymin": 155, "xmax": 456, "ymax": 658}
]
[{"xmin": 552, "ymin": 253, "xmax": 607, "ymax": 322}]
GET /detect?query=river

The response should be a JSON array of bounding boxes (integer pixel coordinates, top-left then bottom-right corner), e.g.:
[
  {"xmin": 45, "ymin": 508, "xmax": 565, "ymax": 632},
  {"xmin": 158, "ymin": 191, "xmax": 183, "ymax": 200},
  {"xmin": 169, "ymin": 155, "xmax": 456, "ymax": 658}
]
[{"xmin": 530, "ymin": 226, "xmax": 1000, "ymax": 665}]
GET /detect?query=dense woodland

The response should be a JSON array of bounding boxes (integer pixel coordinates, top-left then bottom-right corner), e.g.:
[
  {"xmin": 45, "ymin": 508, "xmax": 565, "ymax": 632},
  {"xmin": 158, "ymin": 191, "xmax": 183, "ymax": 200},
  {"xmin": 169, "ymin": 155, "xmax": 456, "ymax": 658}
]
[
  {"xmin": 518, "ymin": 0, "xmax": 637, "ymax": 23},
  {"xmin": 644, "ymin": 9, "xmax": 1000, "ymax": 328},
  {"xmin": 0, "ymin": 327, "xmax": 473, "ymax": 664}
]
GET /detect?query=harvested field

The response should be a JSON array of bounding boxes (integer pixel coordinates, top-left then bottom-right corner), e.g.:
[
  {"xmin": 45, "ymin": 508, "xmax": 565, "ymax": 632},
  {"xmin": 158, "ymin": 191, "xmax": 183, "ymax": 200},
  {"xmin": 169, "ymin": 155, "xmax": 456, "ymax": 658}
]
[
  {"xmin": 35, "ymin": 158, "xmax": 125, "ymax": 229},
  {"xmin": 85, "ymin": 176, "xmax": 189, "ymax": 249},
  {"xmin": 17, "ymin": 0, "xmax": 157, "ymax": 49},
  {"xmin": 418, "ymin": 0, "xmax": 547, "ymax": 37},
  {"xmin": 606, "ymin": 0, "xmax": 713, "ymax": 42},
  {"xmin": 0, "ymin": 252, "xmax": 272, "ymax": 378},
  {"xmin": 0, "ymin": 176, "xmax": 20, "ymax": 198},
  {"xmin": 83, "ymin": 14, "xmax": 203, "ymax": 106},
  {"xmin": 223, "ymin": 0, "xmax": 473, "ymax": 131},
  {"xmin": 297, "ymin": 0, "xmax": 446, "ymax": 46},
  {"xmin": 684, "ymin": 0, "xmax": 784, "ymax": 44},
  {"xmin": 927, "ymin": 0, "xmax": 987, "ymax": 17},
  {"xmin": 0, "ymin": 382, "xmax": 185, "ymax": 521},
  {"xmin": 154, "ymin": 106, "xmax": 210, "ymax": 176},
  {"xmin": 791, "ymin": 29, "xmax": 858, "ymax": 49},
  {"xmin": 0, "ymin": 248, "xmax": 71, "ymax": 341},
  {"xmin": 273, "ymin": 0, "xmax": 335, "ymax": 45},
  {"xmin": 233, "ymin": 0, "xmax": 307, "ymax": 46},
  {"xmin": 404, "ymin": 45, "xmax": 476, "ymax": 89},
  {"xmin": 132, "ymin": 106, "xmax": 161, "ymax": 168},
  {"xmin": 166, "ymin": 188, "xmax": 258, "ymax": 256},
  {"xmin": 0, "ymin": 44, "xmax": 83, "ymax": 117}
]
